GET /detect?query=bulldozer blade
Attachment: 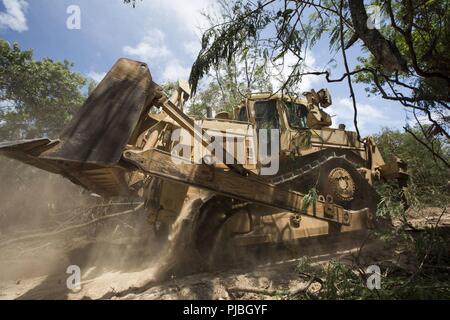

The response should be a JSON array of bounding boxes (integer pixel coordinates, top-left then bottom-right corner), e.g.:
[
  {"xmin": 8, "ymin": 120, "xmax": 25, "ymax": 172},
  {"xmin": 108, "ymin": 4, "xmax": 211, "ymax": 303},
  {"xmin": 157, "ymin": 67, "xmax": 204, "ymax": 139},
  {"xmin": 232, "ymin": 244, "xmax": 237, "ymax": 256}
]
[
  {"xmin": 0, "ymin": 138, "xmax": 61, "ymax": 173},
  {"xmin": 0, "ymin": 58, "xmax": 156, "ymax": 197},
  {"xmin": 43, "ymin": 58, "xmax": 156, "ymax": 166}
]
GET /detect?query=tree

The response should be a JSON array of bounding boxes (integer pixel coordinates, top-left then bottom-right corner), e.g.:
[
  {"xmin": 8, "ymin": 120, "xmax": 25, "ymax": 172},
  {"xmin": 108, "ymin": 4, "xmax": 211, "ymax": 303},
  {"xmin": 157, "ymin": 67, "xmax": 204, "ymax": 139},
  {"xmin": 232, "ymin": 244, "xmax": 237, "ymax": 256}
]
[
  {"xmin": 187, "ymin": 0, "xmax": 449, "ymax": 166},
  {"xmin": 184, "ymin": 0, "xmax": 273, "ymax": 118},
  {"xmin": 0, "ymin": 39, "xmax": 88, "ymax": 234},
  {"xmin": 187, "ymin": 59, "xmax": 273, "ymax": 118},
  {"xmin": 374, "ymin": 126, "xmax": 449, "ymax": 205},
  {"xmin": 0, "ymin": 39, "xmax": 86, "ymax": 140}
]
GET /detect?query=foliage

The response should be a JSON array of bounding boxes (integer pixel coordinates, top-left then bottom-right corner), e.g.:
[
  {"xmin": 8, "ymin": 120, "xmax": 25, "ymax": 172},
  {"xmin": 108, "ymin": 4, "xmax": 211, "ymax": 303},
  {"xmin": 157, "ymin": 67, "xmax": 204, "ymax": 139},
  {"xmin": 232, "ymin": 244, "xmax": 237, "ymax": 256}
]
[
  {"xmin": 301, "ymin": 188, "xmax": 318, "ymax": 212},
  {"xmin": 0, "ymin": 39, "xmax": 86, "ymax": 140},
  {"xmin": 296, "ymin": 244, "xmax": 450, "ymax": 299},
  {"xmin": 169, "ymin": 0, "xmax": 274, "ymax": 119},
  {"xmin": 296, "ymin": 256, "xmax": 316, "ymax": 275},
  {"xmin": 354, "ymin": 0, "xmax": 450, "ymax": 145},
  {"xmin": 373, "ymin": 126, "xmax": 450, "ymax": 205},
  {"xmin": 0, "ymin": 40, "xmax": 88, "ymax": 234},
  {"xmin": 160, "ymin": 81, "xmax": 178, "ymax": 97},
  {"xmin": 190, "ymin": 0, "xmax": 274, "ymax": 95}
]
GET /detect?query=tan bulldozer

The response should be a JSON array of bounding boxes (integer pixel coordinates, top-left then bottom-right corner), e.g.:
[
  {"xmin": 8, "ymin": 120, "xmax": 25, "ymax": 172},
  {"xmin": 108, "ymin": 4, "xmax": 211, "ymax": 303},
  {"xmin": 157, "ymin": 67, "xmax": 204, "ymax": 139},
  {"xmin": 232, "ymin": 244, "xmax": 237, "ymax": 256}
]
[{"xmin": 0, "ymin": 58, "xmax": 408, "ymax": 260}]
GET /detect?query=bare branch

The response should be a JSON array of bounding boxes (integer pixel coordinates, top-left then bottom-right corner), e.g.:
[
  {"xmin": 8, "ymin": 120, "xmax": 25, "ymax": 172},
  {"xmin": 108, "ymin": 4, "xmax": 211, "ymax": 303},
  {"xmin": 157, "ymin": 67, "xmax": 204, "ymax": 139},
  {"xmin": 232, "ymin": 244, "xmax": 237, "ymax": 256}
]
[
  {"xmin": 0, "ymin": 203, "xmax": 144, "ymax": 248},
  {"xmin": 339, "ymin": 0, "xmax": 361, "ymax": 140}
]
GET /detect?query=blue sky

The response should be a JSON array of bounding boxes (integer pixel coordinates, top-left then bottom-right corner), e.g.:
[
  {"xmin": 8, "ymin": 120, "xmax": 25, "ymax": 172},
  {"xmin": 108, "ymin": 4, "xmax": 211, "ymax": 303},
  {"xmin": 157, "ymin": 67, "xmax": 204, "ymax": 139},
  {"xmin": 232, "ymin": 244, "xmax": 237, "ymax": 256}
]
[{"xmin": 0, "ymin": 0, "xmax": 410, "ymax": 135}]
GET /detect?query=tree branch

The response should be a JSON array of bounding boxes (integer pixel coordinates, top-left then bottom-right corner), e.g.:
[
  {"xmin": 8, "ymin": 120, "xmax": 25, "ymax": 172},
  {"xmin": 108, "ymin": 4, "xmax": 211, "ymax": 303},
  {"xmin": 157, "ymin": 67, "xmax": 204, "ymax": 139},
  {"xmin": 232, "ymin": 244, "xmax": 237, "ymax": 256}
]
[
  {"xmin": 348, "ymin": 0, "xmax": 408, "ymax": 72},
  {"xmin": 0, "ymin": 203, "xmax": 145, "ymax": 248},
  {"xmin": 339, "ymin": 0, "xmax": 361, "ymax": 140}
]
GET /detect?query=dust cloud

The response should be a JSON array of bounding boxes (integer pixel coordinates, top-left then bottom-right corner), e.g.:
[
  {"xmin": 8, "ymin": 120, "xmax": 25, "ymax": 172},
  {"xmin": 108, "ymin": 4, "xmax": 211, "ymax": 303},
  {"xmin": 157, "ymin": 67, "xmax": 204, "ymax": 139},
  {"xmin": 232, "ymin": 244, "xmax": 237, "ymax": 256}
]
[
  {"xmin": 0, "ymin": 161, "xmax": 372, "ymax": 300},
  {"xmin": 0, "ymin": 165, "xmax": 214, "ymax": 299}
]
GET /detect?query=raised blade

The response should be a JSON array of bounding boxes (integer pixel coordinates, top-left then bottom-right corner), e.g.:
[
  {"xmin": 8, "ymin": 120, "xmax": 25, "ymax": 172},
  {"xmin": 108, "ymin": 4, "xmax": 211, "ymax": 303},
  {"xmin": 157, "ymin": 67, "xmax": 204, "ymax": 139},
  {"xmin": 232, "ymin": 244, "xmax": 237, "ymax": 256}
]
[
  {"xmin": 0, "ymin": 58, "xmax": 156, "ymax": 197},
  {"xmin": 0, "ymin": 138, "xmax": 61, "ymax": 173},
  {"xmin": 42, "ymin": 58, "xmax": 156, "ymax": 166}
]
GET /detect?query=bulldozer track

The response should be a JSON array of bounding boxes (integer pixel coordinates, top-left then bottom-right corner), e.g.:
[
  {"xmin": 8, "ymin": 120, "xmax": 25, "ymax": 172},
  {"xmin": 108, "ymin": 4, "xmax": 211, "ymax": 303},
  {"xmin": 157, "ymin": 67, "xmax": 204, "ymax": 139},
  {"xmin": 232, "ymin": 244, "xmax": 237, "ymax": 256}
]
[{"xmin": 268, "ymin": 152, "xmax": 361, "ymax": 186}]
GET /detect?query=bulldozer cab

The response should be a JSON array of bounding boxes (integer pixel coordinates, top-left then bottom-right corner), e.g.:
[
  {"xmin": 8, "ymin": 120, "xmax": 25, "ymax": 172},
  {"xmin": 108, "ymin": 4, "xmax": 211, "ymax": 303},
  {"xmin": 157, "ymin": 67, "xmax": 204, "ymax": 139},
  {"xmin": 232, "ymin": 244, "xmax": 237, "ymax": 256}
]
[
  {"xmin": 233, "ymin": 91, "xmax": 334, "ymax": 159},
  {"xmin": 284, "ymin": 101, "xmax": 309, "ymax": 129},
  {"xmin": 235, "ymin": 91, "xmax": 333, "ymax": 131}
]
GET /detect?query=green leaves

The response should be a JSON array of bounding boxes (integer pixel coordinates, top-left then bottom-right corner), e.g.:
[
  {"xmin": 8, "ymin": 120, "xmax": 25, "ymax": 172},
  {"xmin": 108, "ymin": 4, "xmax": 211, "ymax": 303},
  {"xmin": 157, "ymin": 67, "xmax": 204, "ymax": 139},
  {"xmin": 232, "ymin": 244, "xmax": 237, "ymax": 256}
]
[
  {"xmin": 374, "ymin": 127, "xmax": 450, "ymax": 206},
  {"xmin": 276, "ymin": 8, "xmax": 294, "ymax": 20},
  {"xmin": 189, "ymin": 0, "xmax": 273, "ymax": 95},
  {"xmin": 0, "ymin": 39, "xmax": 86, "ymax": 140},
  {"xmin": 301, "ymin": 188, "xmax": 318, "ymax": 212}
]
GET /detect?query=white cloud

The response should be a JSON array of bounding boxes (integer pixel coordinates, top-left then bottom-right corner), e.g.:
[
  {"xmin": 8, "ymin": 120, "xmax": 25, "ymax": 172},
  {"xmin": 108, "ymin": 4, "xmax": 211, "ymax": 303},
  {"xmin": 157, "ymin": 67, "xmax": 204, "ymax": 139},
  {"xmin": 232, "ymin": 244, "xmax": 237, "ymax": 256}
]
[
  {"xmin": 335, "ymin": 98, "xmax": 385, "ymax": 120},
  {"xmin": 183, "ymin": 40, "xmax": 201, "ymax": 58},
  {"xmin": 327, "ymin": 97, "xmax": 406, "ymax": 135},
  {"xmin": 123, "ymin": 28, "xmax": 192, "ymax": 83},
  {"xmin": 87, "ymin": 71, "xmax": 106, "ymax": 83},
  {"xmin": 146, "ymin": 0, "xmax": 213, "ymax": 36},
  {"xmin": 162, "ymin": 60, "xmax": 191, "ymax": 82},
  {"xmin": 123, "ymin": 28, "xmax": 170, "ymax": 61},
  {"xmin": 120, "ymin": 0, "xmax": 216, "ymax": 83},
  {"xmin": 297, "ymin": 52, "xmax": 322, "ymax": 92},
  {"xmin": 0, "ymin": 0, "xmax": 28, "ymax": 32}
]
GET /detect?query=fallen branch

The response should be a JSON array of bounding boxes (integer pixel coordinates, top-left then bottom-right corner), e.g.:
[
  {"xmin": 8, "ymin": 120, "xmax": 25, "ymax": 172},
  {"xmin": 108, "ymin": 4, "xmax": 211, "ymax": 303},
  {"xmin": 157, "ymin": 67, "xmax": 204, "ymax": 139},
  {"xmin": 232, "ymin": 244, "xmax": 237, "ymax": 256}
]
[
  {"xmin": 227, "ymin": 286, "xmax": 280, "ymax": 297},
  {"xmin": 288, "ymin": 274, "xmax": 322, "ymax": 297},
  {"xmin": 0, "ymin": 203, "xmax": 144, "ymax": 248},
  {"xmin": 227, "ymin": 274, "xmax": 323, "ymax": 299}
]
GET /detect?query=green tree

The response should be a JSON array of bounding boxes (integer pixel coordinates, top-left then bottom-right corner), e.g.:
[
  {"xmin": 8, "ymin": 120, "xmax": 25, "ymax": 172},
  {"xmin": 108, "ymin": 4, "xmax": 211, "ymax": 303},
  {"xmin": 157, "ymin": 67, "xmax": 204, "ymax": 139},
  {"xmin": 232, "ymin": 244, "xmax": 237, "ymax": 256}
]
[
  {"xmin": 0, "ymin": 40, "xmax": 88, "ymax": 234},
  {"xmin": 374, "ymin": 126, "xmax": 449, "ymax": 205},
  {"xmin": 0, "ymin": 39, "xmax": 86, "ymax": 140},
  {"xmin": 187, "ymin": 0, "xmax": 449, "ymax": 164},
  {"xmin": 184, "ymin": 0, "xmax": 273, "ymax": 119},
  {"xmin": 187, "ymin": 60, "xmax": 273, "ymax": 119}
]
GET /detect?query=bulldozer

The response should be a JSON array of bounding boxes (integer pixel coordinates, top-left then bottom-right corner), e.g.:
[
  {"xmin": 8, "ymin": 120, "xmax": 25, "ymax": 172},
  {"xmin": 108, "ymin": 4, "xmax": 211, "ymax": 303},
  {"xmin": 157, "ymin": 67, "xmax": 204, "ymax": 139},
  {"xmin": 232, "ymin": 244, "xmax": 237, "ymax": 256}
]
[{"xmin": 0, "ymin": 58, "xmax": 408, "ymax": 259}]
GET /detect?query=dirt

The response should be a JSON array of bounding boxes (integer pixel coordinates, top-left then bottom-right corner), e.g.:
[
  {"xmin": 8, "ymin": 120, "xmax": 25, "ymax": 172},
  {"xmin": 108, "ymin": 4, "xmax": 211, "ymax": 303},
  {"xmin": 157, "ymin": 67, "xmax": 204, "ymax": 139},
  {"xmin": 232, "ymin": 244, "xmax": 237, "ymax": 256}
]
[
  {"xmin": 0, "ymin": 240, "xmax": 363, "ymax": 300},
  {"xmin": 0, "ymin": 207, "xmax": 448, "ymax": 300}
]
